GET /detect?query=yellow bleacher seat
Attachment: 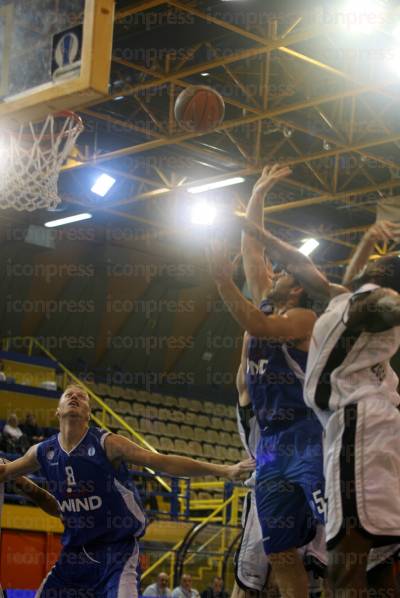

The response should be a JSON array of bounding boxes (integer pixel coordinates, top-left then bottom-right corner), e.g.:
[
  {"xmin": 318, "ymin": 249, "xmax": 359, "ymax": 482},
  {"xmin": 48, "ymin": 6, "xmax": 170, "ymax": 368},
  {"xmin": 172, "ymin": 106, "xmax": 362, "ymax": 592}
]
[
  {"xmin": 158, "ymin": 407, "xmax": 170, "ymax": 421},
  {"xmin": 145, "ymin": 435, "xmax": 160, "ymax": 450},
  {"xmin": 198, "ymin": 414, "xmax": 210, "ymax": 428},
  {"xmin": 124, "ymin": 415, "xmax": 138, "ymax": 429},
  {"xmin": 227, "ymin": 406, "xmax": 236, "ymax": 419},
  {"xmin": 214, "ymin": 404, "xmax": 225, "ymax": 417},
  {"xmin": 202, "ymin": 444, "xmax": 214, "ymax": 458},
  {"xmin": 174, "ymin": 438, "xmax": 189, "ymax": 454},
  {"xmin": 164, "ymin": 395, "xmax": 178, "ymax": 408},
  {"xmin": 178, "ymin": 397, "xmax": 190, "ymax": 410},
  {"xmin": 117, "ymin": 400, "xmax": 131, "ymax": 415},
  {"xmin": 180, "ymin": 425, "xmax": 193, "ymax": 439},
  {"xmin": 184, "ymin": 412, "xmax": 196, "ymax": 425},
  {"xmin": 166, "ymin": 423, "xmax": 180, "ymax": 437},
  {"xmin": 215, "ymin": 446, "xmax": 227, "ymax": 460},
  {"xmin": 211, "ymin": 416, "xmax": 222, "ymax": 429},
  {"xmin": 188, "ymin": 399, "xmax": 201, "ymax": 412},
  {"xmin": 170, "ymin": 409, "xmax": 185, "ymax": 423},
  {"xmin": 188, "ymin": 441, "xmax": 203, "ymax": 457},
  {"xmin": 117, "ymin": 429, "xmax": 132, "ymax": 439},
  {"xmin": 203, "ymin": 401, "xmax": 214, "ymax": 414},
  {"xmin": 160, "ymin": 436, "xmax": 174, "ymax": 452},
  {"xmin": 132, "ymin": 403, "xmax": 146, "ymax": 417},
  {"xmin": 193, "ymin": 427, "xmax": 205, "ymax": 442},
  {"xmin": 146, "ymin": 405, "xmax": 159, "ymax": 420}
]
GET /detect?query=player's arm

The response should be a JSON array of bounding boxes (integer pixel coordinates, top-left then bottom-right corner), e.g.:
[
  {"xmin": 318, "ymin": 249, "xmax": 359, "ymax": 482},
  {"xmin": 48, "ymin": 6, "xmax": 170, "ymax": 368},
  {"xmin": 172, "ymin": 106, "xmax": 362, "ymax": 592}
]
[
  {"xmin": 208, "ymin": 241, "xmax": 316, "ymax": 340},
  {"xmin": 239, "ymin": 217, "xmax": 346, "ymax": 300},
  {"xmin": 342, "ymin": 221, "xmax": 400, "ymax": 286},
  {"xmin": 14, "ymin": 477, "xmax": 59, "ymax": 517},
  {"xmin": 104, "ymin": 435, "xmax": 254, "ymax": 480},
  {"xmin": 0, "ymin": 445, "xmax": 40, "ymax": 482},
  {"xmin": 242, "ymin": 165, "xmax": 291, "ymax": 304},
  {"xmin": 0, "ymin": 457, "xmax": 59, "ymax": 517},
  {"xmin": 347, "ymin": 287, "xmax": 400, "ymax": 332}
]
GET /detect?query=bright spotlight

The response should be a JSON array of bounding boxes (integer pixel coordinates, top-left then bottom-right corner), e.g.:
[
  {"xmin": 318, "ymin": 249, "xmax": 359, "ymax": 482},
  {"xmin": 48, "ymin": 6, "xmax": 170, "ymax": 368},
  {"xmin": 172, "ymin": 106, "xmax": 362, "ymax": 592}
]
[
  {"xmin": 299, "ymin": 238, "xmax": 319, "ymax": 256},
  {"xmin": 340, "ymin": 0, "xmax": 387, "ymax": 33},
  {"xmin": 190, "ymin": 201, "xmax": 217, "ymax": 226},
  {"xmin": 45, "ymin": 213, "xmax": 93, "ymax": 228},
  {"xmin": 91, "ymin": 173, "xmax": 116, "ymax": 197}
]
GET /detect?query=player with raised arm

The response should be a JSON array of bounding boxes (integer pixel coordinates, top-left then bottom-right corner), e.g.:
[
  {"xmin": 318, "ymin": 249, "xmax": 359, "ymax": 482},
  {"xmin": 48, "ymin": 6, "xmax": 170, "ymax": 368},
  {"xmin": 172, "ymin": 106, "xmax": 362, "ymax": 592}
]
[
  {"xmin": 0, "ymin": 385, "xmax": 254, "ymax": 597},
  {"xmin": 208, "ymin": 167, "xmax": 326, "ymax": 598},
  {"xmin": 238, "ymin": 211, "xmax": 400, "ymax": 595}
]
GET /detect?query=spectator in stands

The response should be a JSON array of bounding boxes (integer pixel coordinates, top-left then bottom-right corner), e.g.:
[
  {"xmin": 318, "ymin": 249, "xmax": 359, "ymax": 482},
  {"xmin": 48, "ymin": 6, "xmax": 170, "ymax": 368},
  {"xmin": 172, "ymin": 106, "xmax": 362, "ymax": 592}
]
[
  {"xmin": 3, "ymin": 413, "xmax": 29, "ymax": 454},
  {"xmin": 200, "ymin": 577, "xmax": 228, "ymax": 598},
  {"xmin": 172, "ymin": 574, "xmax": 200, "ymax": 598},
  {"xmin": 21, "ymin": 412, "xmax": 45, "ymax": 444},
  {"xmin": 0, "ymin": 360, "xmax": 6, "ymax": 382},
  {"xmin": 143, "ymin": 572, "xmax": 172, "ymax": 598}
]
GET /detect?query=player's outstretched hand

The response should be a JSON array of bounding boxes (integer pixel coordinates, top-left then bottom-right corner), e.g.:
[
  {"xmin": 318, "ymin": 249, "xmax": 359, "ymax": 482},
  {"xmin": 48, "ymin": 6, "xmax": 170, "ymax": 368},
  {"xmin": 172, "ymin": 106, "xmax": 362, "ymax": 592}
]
[
  {"xmin": 252, "ymin": 164, "xmax": 292, "ymax": 199},
  {"xmin": 207, "ymin": 241, "xmax": 234, "ymax": 284},
  {"xmin": 225, "ymin": 457, "xmax": 256, "ymax": 480},
  {"xmin": 365, "ymin": 220, "xmax": 400, "ymax": 243}
]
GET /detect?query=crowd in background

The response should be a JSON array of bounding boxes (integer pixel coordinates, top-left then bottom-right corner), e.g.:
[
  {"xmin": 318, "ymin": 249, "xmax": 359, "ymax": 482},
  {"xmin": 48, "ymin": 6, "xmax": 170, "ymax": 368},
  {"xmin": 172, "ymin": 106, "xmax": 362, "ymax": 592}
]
[
  {"xmin": 0, "ymin": 412, "xmax": 46, "ymax": 454},
  {"xmin": 142, "ymin": 573, "xmax": 228, "ymax": 598}
]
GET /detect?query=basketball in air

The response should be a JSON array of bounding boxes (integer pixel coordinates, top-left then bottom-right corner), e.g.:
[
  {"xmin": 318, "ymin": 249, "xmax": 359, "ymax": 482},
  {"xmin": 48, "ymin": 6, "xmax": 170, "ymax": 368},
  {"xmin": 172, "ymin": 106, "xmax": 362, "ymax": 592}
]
[{"xmin": 174, "ymin": 86, "xmax": 225, "ymax": 132}]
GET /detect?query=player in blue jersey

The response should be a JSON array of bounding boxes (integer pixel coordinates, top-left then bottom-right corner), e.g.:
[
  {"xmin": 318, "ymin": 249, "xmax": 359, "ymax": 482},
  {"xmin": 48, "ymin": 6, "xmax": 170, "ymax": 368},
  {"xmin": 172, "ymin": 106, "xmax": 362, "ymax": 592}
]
[
  {"xmin": 0, "ymin": 384, "xmax": 254, "ymax": 598},
  {"xmin": 208, "ymin": 165, "xmax": 325, "ymax": 598}
]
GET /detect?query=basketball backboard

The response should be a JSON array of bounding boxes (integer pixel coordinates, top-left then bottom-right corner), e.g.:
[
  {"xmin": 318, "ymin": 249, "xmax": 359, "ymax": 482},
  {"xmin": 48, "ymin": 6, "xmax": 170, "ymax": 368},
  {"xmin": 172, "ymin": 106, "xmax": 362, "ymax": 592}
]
[{"xmin": 0, "ymin": 0, "xmax": 114, "ymax": 123}]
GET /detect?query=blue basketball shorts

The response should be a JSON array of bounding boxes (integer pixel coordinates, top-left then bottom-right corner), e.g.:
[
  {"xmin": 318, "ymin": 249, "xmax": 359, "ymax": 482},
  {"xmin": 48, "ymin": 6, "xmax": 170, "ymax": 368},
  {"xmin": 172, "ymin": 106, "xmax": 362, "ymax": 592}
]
[
  {"xmin": 35, "ymin": 537, "xmax": 140, "ymax": 598},
  {"xmin": 255, "ymin": 423, "xmax": 325, "ymax": 555}
]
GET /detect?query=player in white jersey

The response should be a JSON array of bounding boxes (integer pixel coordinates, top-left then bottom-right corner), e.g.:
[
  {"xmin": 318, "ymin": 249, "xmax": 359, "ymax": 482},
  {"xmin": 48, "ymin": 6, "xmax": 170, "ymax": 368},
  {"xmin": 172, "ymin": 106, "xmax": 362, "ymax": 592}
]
[
  {"xmin": 0, "ymin": 456, "xmax": 59, "ymax": 596},
  {"xmin": 232, "ymin": 334, "xmax": 267, "ymax": 597},
  {"xmin": 238, "ymin": 215, "xmax": 400, "ymax": 595}
]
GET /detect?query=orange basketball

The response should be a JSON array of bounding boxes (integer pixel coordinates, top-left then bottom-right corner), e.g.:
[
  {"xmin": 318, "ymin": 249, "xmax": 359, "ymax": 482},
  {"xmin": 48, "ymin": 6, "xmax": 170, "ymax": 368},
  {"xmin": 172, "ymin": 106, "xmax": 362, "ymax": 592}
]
[{"xmin": 174, "ymin": 86, "xmax": 225, "ymax": 132}]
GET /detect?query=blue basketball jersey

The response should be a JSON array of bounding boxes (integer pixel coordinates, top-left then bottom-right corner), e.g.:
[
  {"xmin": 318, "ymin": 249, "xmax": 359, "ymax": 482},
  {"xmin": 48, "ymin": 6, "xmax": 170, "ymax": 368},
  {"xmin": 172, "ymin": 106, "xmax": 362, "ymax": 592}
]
[
  {"xmin": 246, "ymin": 299, "xmax": 319, "ymax": 434},
  {"xmin": 36, "ymin": 427, "xmax": 146, "ymax": 548}
]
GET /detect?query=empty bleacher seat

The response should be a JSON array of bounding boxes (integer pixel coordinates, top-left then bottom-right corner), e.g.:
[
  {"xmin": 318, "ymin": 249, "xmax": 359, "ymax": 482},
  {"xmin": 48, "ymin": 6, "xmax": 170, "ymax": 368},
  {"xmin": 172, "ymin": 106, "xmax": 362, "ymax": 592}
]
[
  {"xmin": 180, "ymin": 425, "xmax": 193, "ymax": 440},
  {"xmin": 211, "ymin": 416, "xmax": 223, "ymax": 430},
  {"xmin": 170, "ymin": 409, "xmax": 185, "ymax": 423},
  {"xmin": 160, "ymin": 436, "xmax": 174, "ymax": 452},
  {"xmin": 188, "ymin": 441, "xmax": 203, "ymax": 457},
  {"xmin": 202, "ymin": 444, "xmax": 214, "ymax": 458},
  {"xmin": 145, "ymin": 435, "xmax": 160, "ymax": 450},
  {"xmin": 164, "ymin": 395, "xmax": 178, "ymax": 408},
  {"xmin": 174, "ymin": 439, "xmax": 189, "ymax": 454},
  {"xmin": 117, "ymin": 401, "xmax": 131, "ymax": 415},
  {"xmin": 178, "ymin": 397, "xmax": 190, "ymax": 410},
  {"xmin": 125, "ymin": 416, "xmax": 139, "ymax": 430},
  {"xmin": 131, "ymin": 403, "xmax": 146, "ymax": 417}
]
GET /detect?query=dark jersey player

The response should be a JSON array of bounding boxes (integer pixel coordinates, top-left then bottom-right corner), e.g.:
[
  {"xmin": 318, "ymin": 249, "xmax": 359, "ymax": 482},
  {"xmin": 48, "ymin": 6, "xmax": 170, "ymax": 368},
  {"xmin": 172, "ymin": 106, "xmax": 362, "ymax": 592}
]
[
  {"xmin": 208, "ymin": 165, "xmax": 325, "ymax": 598},
  {"xmin": 0, "ymin": 385, "xmax": 254, "ymax": 598}
]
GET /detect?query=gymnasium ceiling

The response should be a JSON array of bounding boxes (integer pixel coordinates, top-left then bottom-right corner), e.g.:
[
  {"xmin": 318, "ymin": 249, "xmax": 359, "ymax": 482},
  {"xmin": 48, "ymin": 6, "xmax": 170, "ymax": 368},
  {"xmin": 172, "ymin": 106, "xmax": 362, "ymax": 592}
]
[{"xmin": 3, "ymin": 0, "xmax": 400, "ymax": 394}]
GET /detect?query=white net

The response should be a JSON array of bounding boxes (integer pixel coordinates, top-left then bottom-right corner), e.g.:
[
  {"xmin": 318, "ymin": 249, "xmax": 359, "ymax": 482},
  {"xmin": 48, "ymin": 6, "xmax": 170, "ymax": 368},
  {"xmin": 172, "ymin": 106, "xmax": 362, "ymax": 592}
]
[{"xmin": 0, "ymin": 112, "xmax": 84, "ymax": 211}]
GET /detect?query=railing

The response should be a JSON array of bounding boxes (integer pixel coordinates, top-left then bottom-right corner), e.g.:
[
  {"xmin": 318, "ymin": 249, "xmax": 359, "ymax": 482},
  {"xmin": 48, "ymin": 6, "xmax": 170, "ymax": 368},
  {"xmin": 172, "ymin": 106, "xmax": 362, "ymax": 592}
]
[
  {"xmin": 1, "ymin": 336, "xmax": 172, "ymax": 491},
  {"xmin": 141, "ymin": 488, "xmax": 245, "ymax": 590},
  {"xmin": 0, "ymin": 337, "xmax": 247, "ymax": 519}
]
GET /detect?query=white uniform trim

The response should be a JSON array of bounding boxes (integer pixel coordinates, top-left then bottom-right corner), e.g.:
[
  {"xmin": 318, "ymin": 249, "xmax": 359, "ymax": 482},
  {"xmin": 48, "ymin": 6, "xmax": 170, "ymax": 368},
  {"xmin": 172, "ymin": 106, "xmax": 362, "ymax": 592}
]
[
  {"xmin": 114, "ymin": 478, "xmax": 146, "ymax": 535},
  {"xmin": 117, "ymin": 540, "xmax": 139, "ymax": 598}
]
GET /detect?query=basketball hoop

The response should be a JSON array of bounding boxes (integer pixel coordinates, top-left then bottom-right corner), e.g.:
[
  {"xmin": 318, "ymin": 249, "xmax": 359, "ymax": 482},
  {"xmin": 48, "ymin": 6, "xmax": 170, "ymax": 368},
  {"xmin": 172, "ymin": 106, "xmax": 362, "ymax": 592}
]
[{"xmin": 0, "ymin": 111, "xmax": 84, "ymax": 211}]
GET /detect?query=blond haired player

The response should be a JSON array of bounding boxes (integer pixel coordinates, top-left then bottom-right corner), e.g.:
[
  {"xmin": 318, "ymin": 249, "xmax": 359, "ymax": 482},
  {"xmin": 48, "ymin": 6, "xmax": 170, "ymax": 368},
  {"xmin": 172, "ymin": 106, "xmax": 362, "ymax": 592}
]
[{"xmin": 0, "ymin": 385, "xmax": 254, "ymax": 597}]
